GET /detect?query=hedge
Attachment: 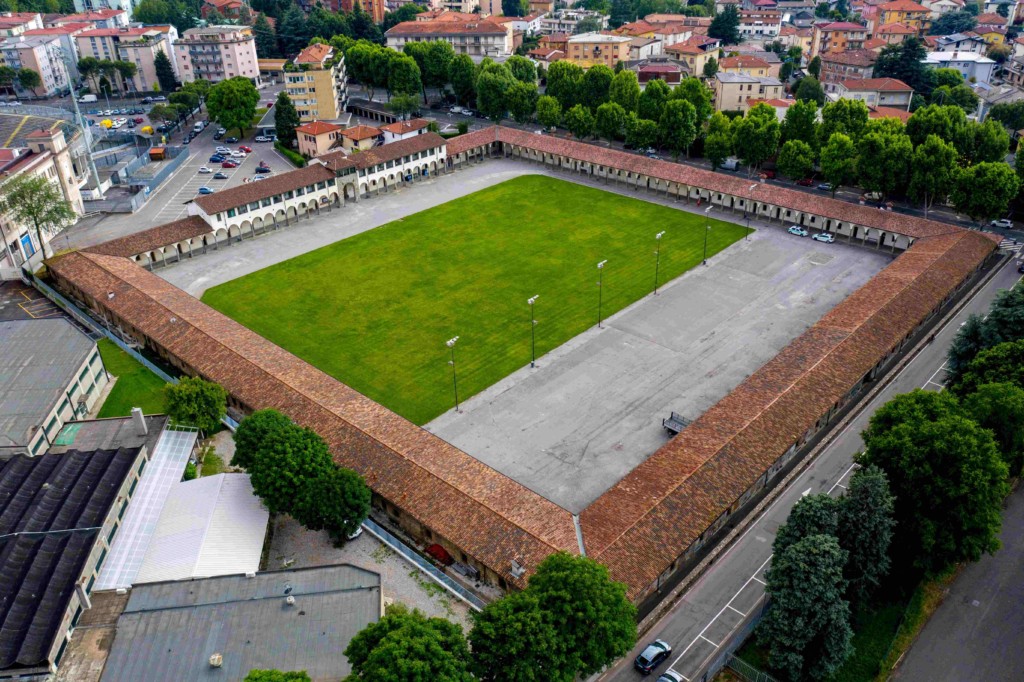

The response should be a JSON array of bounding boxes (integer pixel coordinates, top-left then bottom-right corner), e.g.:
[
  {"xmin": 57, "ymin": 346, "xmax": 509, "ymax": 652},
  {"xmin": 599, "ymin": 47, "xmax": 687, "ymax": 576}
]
[{"xmin": 275, "ymin": 141, "xmax": 306, "ymax": 168}]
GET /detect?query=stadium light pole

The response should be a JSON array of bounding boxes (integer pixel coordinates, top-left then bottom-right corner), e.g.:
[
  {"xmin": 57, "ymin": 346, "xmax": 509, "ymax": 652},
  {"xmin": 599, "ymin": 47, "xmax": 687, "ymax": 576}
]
[
  {"xmin": 596, "ymin": 260, "xmax": 607, "ymax": 328},
  {"xmin": 528, "ymin": 295, "xmax": 539, "ymax": 368},
  {"xmin": 446, "ymin": 336, "xmax": 460, "ymax": 413},
  {"xmin": 653, "ymin": 231, "xmax": 666, "ymax": 295},
  {"xmin": 747, "ymin": 184, "xmax": 757, "ymax": 242},
  {"xmin": 703, "ymin": 206, "xmax": 712, "ymax": 265}
]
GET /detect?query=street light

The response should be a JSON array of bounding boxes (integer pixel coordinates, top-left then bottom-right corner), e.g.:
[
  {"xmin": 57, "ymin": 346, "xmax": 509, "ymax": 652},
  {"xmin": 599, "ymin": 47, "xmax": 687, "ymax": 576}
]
[
  {"xmin": 653, "ymin": 231, "xmax": 666, "ymax": 295},
  {"xmin": 596, "ymin": 260, "xmax": 607, "ymax": 328},
  {"xmin": 528, "ymin": 295, "xmax": 539, "ymax": 368},
  {"xmin": 746, "ymin": 185, "xmax": 757, "ymax": 241},
  {"xmin": 446, "ymin": 336, "xmax": 460, "ymax": 413},
  {"xmin": 703, "ymin": 206, "xmax": 712, "ymax": 265}
]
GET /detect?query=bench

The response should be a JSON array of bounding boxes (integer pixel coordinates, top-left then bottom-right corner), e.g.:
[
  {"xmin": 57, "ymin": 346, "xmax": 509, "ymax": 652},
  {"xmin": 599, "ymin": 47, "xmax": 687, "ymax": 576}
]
[{"xmin": 663, "ymin": 412, "xmax": 691, "ymax": 435}]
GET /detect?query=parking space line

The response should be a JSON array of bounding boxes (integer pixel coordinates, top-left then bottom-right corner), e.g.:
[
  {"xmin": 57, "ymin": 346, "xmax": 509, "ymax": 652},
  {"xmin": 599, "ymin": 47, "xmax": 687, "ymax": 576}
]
[
  {"xmin": 726, "ymin": 605, "xmax": 746, "ymax": 617},
  {"xmin": 699, "ymin": 635, "xmax": 719, "ymax": 647}
]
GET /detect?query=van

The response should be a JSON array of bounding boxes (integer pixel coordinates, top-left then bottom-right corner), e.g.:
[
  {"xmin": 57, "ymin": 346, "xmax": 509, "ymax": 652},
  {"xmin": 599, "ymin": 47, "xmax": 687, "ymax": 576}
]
[
  {"xmin": 78, "ymin": 94, "xmax": 97, "ymax": 103},
  {"xmin": 193, "ymin": 122, "xmax": 204, "ymax": 133},
  {"xmin": 721, "ymin": 157, "xmax": 739, "ymax": 171}
]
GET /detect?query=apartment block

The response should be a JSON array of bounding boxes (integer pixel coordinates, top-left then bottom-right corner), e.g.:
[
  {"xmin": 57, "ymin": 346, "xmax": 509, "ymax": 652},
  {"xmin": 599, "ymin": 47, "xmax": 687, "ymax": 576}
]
[
  {"xmin": 565, "ymin": 32, "xmax": 631, "ymax": 69},
  {"xmin": 76, "ymin": 26, "xmax": 175, "ymax": 93},
  {"xmin": 174, "ymin": 24, "xmax": 259, "ymax": 84},
  {"xmin": 286, "ymin": 42, "xmax": 347, "ymax": 122},
  {"xmin": 386, "ymin": 19, "xmax": 512, "ymax": 58},
  {"xmin": 810, "ymin": 21, "xmax": 868, "ymax": 58},
  {"xmin": 713, "ymin": 71, "xmax": 784, "ymax": 112},
  {"xmin": 0, "ymin": 12, "xmax": 44, "ymax": 37},
  {"xmin": 0, "ymin": 34, "xmax": 69, "ymax": 98}
]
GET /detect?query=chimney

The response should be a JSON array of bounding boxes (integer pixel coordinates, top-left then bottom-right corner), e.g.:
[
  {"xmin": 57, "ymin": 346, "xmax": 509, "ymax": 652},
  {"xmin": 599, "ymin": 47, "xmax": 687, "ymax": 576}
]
[{"xmin": 131, "ymin": 407, "xmax": 148, "ymax": 436}]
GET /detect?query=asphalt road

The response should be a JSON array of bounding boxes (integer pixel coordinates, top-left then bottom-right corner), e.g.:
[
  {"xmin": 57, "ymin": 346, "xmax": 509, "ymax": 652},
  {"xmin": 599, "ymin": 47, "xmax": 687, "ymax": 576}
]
[{"xmin": 601, "ymin": 254, "xmax": 1022, "ymax": 682}]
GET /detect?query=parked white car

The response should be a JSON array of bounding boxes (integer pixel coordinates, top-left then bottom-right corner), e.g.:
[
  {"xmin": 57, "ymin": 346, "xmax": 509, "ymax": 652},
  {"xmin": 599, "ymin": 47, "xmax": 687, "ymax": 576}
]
[
  {"xmin": 230, "ymin": 150, "xmax": 246, "ymax": 158},
  {"xmin": 198, "ymin": 166, "xmax": 212, "ymax": 174}
]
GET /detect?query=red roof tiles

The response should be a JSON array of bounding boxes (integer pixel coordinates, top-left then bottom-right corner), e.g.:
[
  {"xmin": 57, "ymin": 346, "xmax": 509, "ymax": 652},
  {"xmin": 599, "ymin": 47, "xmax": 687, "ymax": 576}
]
[
  {"xmin": 85, "ymin": 216, "xmax": 212, "ymax": 258},
  {"xmin": 296, "ymin": 121, "xmax": 342, "ymax": 136},
  {"xmin": 192, "ymin": 163, "xmax": 336, "ymax": 215},
  {"xmin": 839, "ymin": 77, "xmax": 913, "ymax": 91}
]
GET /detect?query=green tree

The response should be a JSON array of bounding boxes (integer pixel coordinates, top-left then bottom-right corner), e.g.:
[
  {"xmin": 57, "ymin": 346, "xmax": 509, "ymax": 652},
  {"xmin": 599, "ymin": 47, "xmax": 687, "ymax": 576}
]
[
  {"xmin": 163, "ymin": 377, "xmax": 227, "ymax": 433},
  {"xmin": 794, "ymin": 75, "xmax": 825, "ymax": 105},
  {"xmin": 291, "ymin": 464, "xmax": 371, "ymax": 541},
  {"xmin": 506, "ymin": 54, "xmax": 537, "ymax": 83},
  {"xmin": 168, "ymin": 91, "xmax": 198, "ymax": 120},
  {"xmin": 955, "ymin": 339, "xmax": 1024, "ymax": 395},
  {"xmin": 819, "ymin": 98, "xmax": 869, "ymax": 145},
  {"xmin": 929, "ymin": 10, "xmax": 977, "ymax": 34},
  {"xmin": 909, "ymin": 134, "xmax": 957, "ymax": 217},
  {"xmin": 274, "ymin": 90, "xmax": 300, "ymax": 146},
  {"xmin": 704, "ymin": 111, "xmax": 733, "ymax": 169},
  {"xmin": 17, "ymin": 68, "xmax": 40, "ymax": 92},
  {"xmin": 345, "ymin": 605, "xmax": 472, "ymax": 682},
  {"xmin": 502, "ymin": 0, "xmax": 527, "ymax": 16},
  {"xmin": 580, "ymin": 64, "xmax": 614, "ymax": 111},
  {"xmin": 637, "ymin": 77, "xmax": 670, "ymax": 122},
  {"xmin": 951, "ymin": 162, "xmax": 1021, "ymax": 222},
  {"xmin": 382, "ymin": 3, "xmax": 424, "ymax": 31},
  {"xmin": 565, "ymin": 103, "xmax": 595, "ymax": 139},
  {"xmin": 671, "ymin": 77, "xmax": 713, "ymax": 129},
  {"xmin": 243, "ymin": 671, "xmax": 311, "ymax": 682},
  {"xmin": 388, "ymin": 55, "xmax": 422, "ymax": 99},
  {"xmin": 732, "ymin": 103, "xmax": 781, "ymax": 173},
  {"xmin": 476, "ymin": 66, "xmax": 514, "ymax": 121},
  {"xmin": 873, "ymin": 36, "xmax": 934, "ymax": 96},
  {"xmin": 387, "ymin": 93, "xmax": 420, "ymax": 119},
  {"xmin": 947, "ymin": 313, "xmax": 987, "ymax": 386},
  {"xmin": 659, "ymin": 98, "xmax": 697, "ymax": 159},
  {"xmin": 506, "ymin": 80, "xmax": 539, "ymax": 123},
  {"xmin": 963, "ymin": 382, "xmax": 1024, "ymax": 476},
  {"xmin": 703, "ymin": 56, "xmax": 719, "ymax": 79},
  {"xmin": 860, "ymin": 389, "xmax": 1009, "ymax": 573},
  {"xmin": 759, "ymin": 535, "xmax": 853, "ymax": 681},
  {"xmin": 595, "ymin": 101, "xmax": 626, "ymax": 141},
  {"xmin": 856, "ymin": 120, "xmax": 913, "ymax": 199},
  {"xmin": 449, "ymin": 53, "xmax": 476, "ymax": 106},
  {"xmin": 277, "ymin": 3, "xmax": 310, "ymax": 56},
  {"xmin": 536, "ymin": 95, "xmax": 562, "ymax": 129},
  {"xmin": 780, "ymin": 98, "xmax": 818, "ymax": 147},
  {"xmin": 546, "ymin": 61, "xmax": 584, "ymax": 111},
  {"xmin": 776, "ymin": 139, "xmax": 815, "ymax": 181},
  {"xmin": 819, "ymin": 132, "xmax": 857, "ymax": 195},
  {"xmin": 966, "ymin": 118, "xmax": 1010, "ymax": 163},
  {"xmin": 807, "ymin": 55, "xmax": 821, "ymax": 79},
  {"xmin": 253, "ymin": 12, "xmax": 278, "ymax": 58},
  {"xmin": 0, "ymin": 173, "xmax": 75, "ymax": 259},
  {"xmin": 709, "ymin": 5, "xmax": 741, "ymax": 43},
  {"xmin": 248, "ymin": 422, "xmax": 334, "ymax": 515},
  {"xmin": 151, "ymin": 49, "xmax": 177, "ymax": 92},
  {"xmin": 906, "ymin": 103, "xmax": 968, "ymax": 149},
  {"xmin": 608, "ymin": 69, "xmax": 641, "ymax": 113},
  {"xmin": 0, "ymin": 65, "xmax": 16, "ymax": 97},
  {"xmin": 422, "ymin": 40, "xmax": 456, "ymax": 98},
  {"xmin": 625, "ymin": 115, "xmax": 659, "ymax": 150},
  {"xmin": 773, "ymin": 493, "xmax": 839, "ymax": 557},
  {"xmin": 836, "ymin": 465, "xmax": 895, "ymax": 604},
  {"xmin": 233, "ymin": 409, "xmax": 292, "ymax": 470},
  {"xmin": 989, "ymin": 99, "xmax": 1024, "ymax": 130},
  {"xmin": 469, "ymin": 592, "xmax": 562, "ymax": 682},
  {"xmin": 527, "ymin": 553, "xmax": 636, "ymax": 676},
  {"xmin": 206, "ymin": 76, "xmax": 259, "ymax": 137}
]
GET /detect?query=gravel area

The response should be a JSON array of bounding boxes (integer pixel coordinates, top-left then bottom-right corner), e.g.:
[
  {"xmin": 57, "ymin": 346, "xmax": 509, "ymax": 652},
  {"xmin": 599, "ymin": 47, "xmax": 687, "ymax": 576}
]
[{"xmin": 267, "ymin": 515, "xmax": 474, "ymax": 632}]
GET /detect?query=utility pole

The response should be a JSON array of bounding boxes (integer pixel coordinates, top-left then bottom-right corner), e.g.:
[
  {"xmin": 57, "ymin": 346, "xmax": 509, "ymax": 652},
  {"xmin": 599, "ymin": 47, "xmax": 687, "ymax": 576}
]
[{"xmin": 57, "ymin": 47, "xmax": 103, "ymax": 198}]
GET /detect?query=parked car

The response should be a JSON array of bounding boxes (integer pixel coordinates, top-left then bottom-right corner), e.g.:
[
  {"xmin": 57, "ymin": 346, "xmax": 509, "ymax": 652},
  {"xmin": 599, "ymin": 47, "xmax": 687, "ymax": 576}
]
[
  {"xmin": 198, "ymin": 166, "xmax": 212, "ymax": 174},
  {"xmin": 761, "ymin": 169, "xmax": 776, "ymax": 179},
  {"xmin": 721, "ymin": 157, "xmax": 739, "ymax": 171},
  {"xmin": 252, "ymin": 175, "xmax": 267, "ymax": 181},
  {"xmin": 209, "ymin": 154, "xmax": 225, "ymax": 163},
  {"xmin": 213, "ymin": 171, "xmax": 229, "ymax": 179},
  {"xmin": 254, "ymin": 135, "xmax": 271, "ymax": 142},
  {"xmin": 213, "ymin": 132, "xmax": 224, "ymax": 141},
  {"xmin": 221, "ymin": 160, "xmax": 238, "ymax": 168},
  {"xmin": 198, "ymin": 186, "xmax": 214, "ymax": 195},
  {"xmin": 656, "ymin": 673, "xmax": 684, "ymax": 682},
  {"xmin": 225, "ymin": 136, "xmax": 239, "ymax": 143},
  {"xmin": 217, "ymin": 127, "xmax": 226, "ymax": 135},
  {"xmin": 89, "ymin": 108, "xmax": 100, "ymax": 115},
  {"xmin": 254, "ymin": 165, "xmax": 272, "ymax": 174},
  {"xmin": 230, "ymin": 150, "xmax": 246, "ymax": 158},
  {"xmin": 991, "ymin": 219, "xmax": 1013, "ymax": 228},
  {"xmin": 152, "ymin": 95, "xmax": 166, "ymax": 102},
  {"xmin": 788, "ymin": 225, "xmax": 809, "ymax": 237},
  {"xmin": 141, "ymin": 96, "xmax": 153, "ymax": 104},
  {"xmin": 816, "ymin": 182, "xmax": 831, "ymax": 191},
  {"xmin": 796, "ymin": 177, "xmax": 814, "ymax": 186},
  {"xmin": 812, "ymin": 232, "xmax": 835, "ymax": 243},
  {"xmin": 132, "ymin": 117, "xmax": 144, "ymax": 124},
  {"xmin": 127, "ymin": 120, "xmax": 135, "ymax": 128},
  {"xmin": 634, "ymin": 640, "xmax": 672, "ymax": 675},
  {"xmin": 215, "ymin": 146, "xmax": 231, "ymax": 154},
  {"xmin": 1018, "ymin": 261, "xmax": 1024, "ymax": 274},
  {"xmin": 238, "ymin": 145, "xmax": 252, "ymax": 153}
]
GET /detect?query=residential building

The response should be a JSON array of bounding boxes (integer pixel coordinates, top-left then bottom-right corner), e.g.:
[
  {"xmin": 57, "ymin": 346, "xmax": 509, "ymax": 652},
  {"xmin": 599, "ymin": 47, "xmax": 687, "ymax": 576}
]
[
  {"xmin": 529, "ymin": 0, "xmax": 554, "ymax": 12},
  {"xmin": 738, "ymin": 10, "xmax": 783, "ymax": 39},
  {"xmin": 174, "ymin": 24, "xmax": 259, "ymax": 84},
  {"xmin": 286, "ymin": 42, "xmax": 347, "ymax": 122},
  {"xmin": 932, "ymin": 32, "xmax": 988, "ymax": 53},
  {"xmin": 565, "ymin": 32, "xmax": 631, "ymax": 68},
  {"xmin": 70, "ymin": 0, "xmax": 138, "ymax": 19},
  {"xmin": 340, "ymin": 124, "xmax": 382, "ymax": 152},
  {"xmin": 438, "ymin": 0, "xmax": 480, "ymax": 12},
  {"xmin": 76, "ymin": 26, "xmax": 175, "ymax": 94},
  {"xmin": 527, "ymin": 46, "xmax": 564, "ymax": 65},
  {"xmin": 538, "ymin": 10, "xmax": 609, "ymax": 35},
  {"xmin": 924, "ymin": 50, "xmax": 996, "ymax": 83},
  {"xmin": 810, "ymin": 21, "xmax": 869, "ymax": 57},
  {"xmin": 874, "ymin": 21, "xmax": 917, "ymax": 44},
  {"xmin": 877, "ymin": 0, "xmax": 931, "ymax": 32},
  {"xmin": 200, "ymin": 0, "xmax": 247, "ymax": 20},
  {"xmin": 636, "ymin": 62, "xmax": 682, "ymax": 86},
  {"xmin": 385, "ymin": 19, "xmax": 513, "ymax": 58},
  {"xmin": 258, "ymin": 57, "xmax": 287, "ymax": 82},
  {"xmin": 630, "ymin": 36, "xmax": 663, "ymax": 60},
  {"xmin": 501, "ymin": 12, "xmax": 544, "ymax": 36},
  {"xmin": 835, "ymin": 77, "xmax": 914, "ymax": 109},
  {"xmin": 1003, "ymin": 55, "xmax": 1024, "ymax": 88},
  {"xmin": 974, "ymin": 23, "xmax": 1008, "ymax": 45},
  {"xmin": 538, "ymin": 32, "xmax": 569, "ymax": 53},
  {"xmin": 21, "ymin": 22, "xmax": 91, "ymax": 84},
  {"xmin": 665, "ymin": 38, "xmax": 714, "ymax": 75},
  {"xmin": 380, "ymin": 118, "xmax": 431, "ymax": 144},
  {"xmin": 713, "ymin": 71, "xmax": 784, "ymax": 111},
  {"xmin": 296, "ymin": 120, "xmax": 343, "ymax": 157},
  {"xmin": 0, "ymin": 34, "xmax": 69, "ymax": 98},
  {"xmin": 0, "ymin": 12, "xmax": 43, "ymax": 37},
  {"xmin": 779, "ymin": 25, "xmax": 814, "ymax": 53},
  {"xmin": 57, "ymin": 9, "xmax": 129, "ymax": 29},
  {"xmin": 0, "ymin": 127, "xmax": 86, "ymax": 268},
  {"xmin": 339, "ymin": 0, "xmax": 387, "ymax": 23},
  {"xmin": 746, "ymin": 96, "xmax": 794, "ymax": 120},
  {"xmin": 719, "ymin": 54, "xmax": 773, "ymax": 77},
  {"xmin": 821, "ymin": 48, "xmax": 877, "ymax": 91},
  {"xmin": 921, "ymin": 0, "xmax": 962, "ymax": 17}
]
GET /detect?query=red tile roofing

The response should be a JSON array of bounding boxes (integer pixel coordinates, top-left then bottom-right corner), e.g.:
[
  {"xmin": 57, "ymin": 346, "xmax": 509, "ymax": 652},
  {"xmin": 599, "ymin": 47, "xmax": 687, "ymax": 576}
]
[
  {"xmin": 876, "ymin": 21, "xmax": 917, "ymax": 33},
  {"xmin": 869, "ymin": 105, "xmax": 912, "ymax": 122},
  {"xmin": 295, "ymin": 42, "xmax": 331, "ymax": 64},
  {"xmin": 816, "ymin": 21, "xmax": 868, "ymax": 30},
  {"xmin": 839, "ymin": 76, "xmax": 913, "ymax": 91},
  {"xmin": 192, "ymin": 163, "xmax": 336, "ymax": 215},
  {"xmin": 719, "ymin": 55, "xmax": 772, "ymax": 69},
  {"xmin": 296, "ymin": 121, "xmax": 342, "ymax": 136},
  {"xmin": 86, "ymin": 216, "xmax": 212, "ymax": 258},
  {"xmin": 386, "ymin": 19, "xmax": 508, "ymax": 36},
  {"xmin": 340, "ymin": 124, "xmax": 381, "ymax": 141},
  {"xmin": 379, "ymin": 118, "xmax": 430, "ymax": 135},
  {"xmin": 878, "ymin": 0, "xmax": 928, "ymax": 9}
]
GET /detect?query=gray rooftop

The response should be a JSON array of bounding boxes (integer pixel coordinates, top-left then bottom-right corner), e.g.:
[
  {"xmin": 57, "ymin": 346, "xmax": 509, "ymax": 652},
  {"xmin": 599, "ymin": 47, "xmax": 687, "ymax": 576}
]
[
  {"xmin": 100, "ymin": 565, "xmax": 382, "ymax": 682},
  {"xmin": 716, "ymin": 72, "xmax": 783, "ymax": 85},
  {"xmin": 0, "ymin": 320, "xmax": 96, "ymax": 449}
]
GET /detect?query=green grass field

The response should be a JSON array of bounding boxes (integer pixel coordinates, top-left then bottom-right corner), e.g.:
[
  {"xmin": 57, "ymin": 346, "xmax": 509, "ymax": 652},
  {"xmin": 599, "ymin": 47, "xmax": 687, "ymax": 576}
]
[
  {"xmin": 203, "ymin": 175, "xmax": 747, "ymax": 424},
  {"xmin": 96, "ymin": 338, "xmax": 168, "ymax": 418}
]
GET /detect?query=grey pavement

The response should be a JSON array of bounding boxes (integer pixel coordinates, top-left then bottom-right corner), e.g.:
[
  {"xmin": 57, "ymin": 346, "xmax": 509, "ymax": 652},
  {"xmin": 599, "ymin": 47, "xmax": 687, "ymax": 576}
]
[
  {"xmin": 427, "ymin": 229, "xmax": 889, "ymax": 512},
  {"xmin": 600, "ymin": 256, "xmax": 1023, "ymax": 682},
  {"xmin": 893, "ymin": 486, "xmax": 1024, "ymax": 682}
]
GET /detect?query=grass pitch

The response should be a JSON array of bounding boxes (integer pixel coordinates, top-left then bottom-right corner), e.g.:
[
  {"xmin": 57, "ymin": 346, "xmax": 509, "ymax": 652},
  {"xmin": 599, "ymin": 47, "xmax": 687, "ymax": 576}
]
[
  {"xmin": 203, "ymin": 175, "xmax": 747, "ymax": 424},
  {"xmin": 96, "ymin": 339, "xmax": 168, "ymax": 418}
]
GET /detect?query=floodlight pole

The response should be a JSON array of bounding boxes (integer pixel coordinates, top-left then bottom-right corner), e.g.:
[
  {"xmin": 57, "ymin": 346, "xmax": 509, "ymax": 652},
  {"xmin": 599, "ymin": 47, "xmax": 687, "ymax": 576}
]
[
  {"xmin": 703, "ymin": 206, "xmax": 712, "ymax": 265},
  {"xmin": 653, "ymin": 231, "xmax": 665, "ymax": 295},
  {"xmin": 446, "ymin": 336, "xmax": 460, "ymax": 413},
  {"xmin": 596, "ymin": 260, "xmax": 607, "ymax": 328},
  {"xmin": 528, "ymin": 295, "xmax": 539, "ymax": 368},
  {"xmin": 747, "ymin": 184, "xmax": 757, "ymax": 241}
]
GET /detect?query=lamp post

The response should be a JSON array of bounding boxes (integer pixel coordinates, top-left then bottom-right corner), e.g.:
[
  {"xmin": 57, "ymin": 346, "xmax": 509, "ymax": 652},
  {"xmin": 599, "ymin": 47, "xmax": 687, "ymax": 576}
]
[
  {"xmin": 446, "ymin": 336, "xmax": 460, "ymax": 413},
  {"xmin": 528, "ymin": 295, "xmax": 539, "ymax": 368},
  {"xmin": 596, "ymin": 260, "xmax": 607, "ymax": 328},
  {"xmin": 653, "ymin": 231, "xmax": 665, "ymax": 294},
  {"xmin": 747, "ymin": 184, "xmax": 757, "ymax": 241},
  {"xmin": 703, "ymin": 206, "xmax": 712, "ymax": 265}
]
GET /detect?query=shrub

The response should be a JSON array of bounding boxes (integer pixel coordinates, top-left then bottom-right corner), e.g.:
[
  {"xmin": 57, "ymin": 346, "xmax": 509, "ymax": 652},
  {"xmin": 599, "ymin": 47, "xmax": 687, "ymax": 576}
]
[{"xmin": 274, "ymin": 141, "xmax": 306, "ymax": 167}]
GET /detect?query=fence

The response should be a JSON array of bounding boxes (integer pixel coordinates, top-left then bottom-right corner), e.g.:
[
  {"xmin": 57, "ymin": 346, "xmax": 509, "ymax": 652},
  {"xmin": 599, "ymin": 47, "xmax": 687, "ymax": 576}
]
[
  {"xmin": 361, "ymin": 517, "xmax": 486, "ymax": 611},
  {"xmin": 82, "ymin": 190, "xmax": 148, "ymax": 214},
  {"xmin": 129, "ymin": 146, "xmax": 189, "ymax": 190},
  {"xmin": 727, "ymin": 654, "xmax": 780, "ymax": 682}
]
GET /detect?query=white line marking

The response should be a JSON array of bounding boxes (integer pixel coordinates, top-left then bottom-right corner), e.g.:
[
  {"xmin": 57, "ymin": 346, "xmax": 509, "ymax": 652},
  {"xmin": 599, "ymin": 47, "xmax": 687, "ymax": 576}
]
[
  {"xmin": 801, "ymin": 487, "xmax": 811, "ymax": 497},
  {"xmin": 699, "ymin": 635, "xmax": 720, "ymax": 647},
  {"xmin": 751, "ymin": 576, "xmax": 767, "ymax": 585},
  {"xmin": 727, "ymin": 605, "xmax": 746, "ymax": 616}
]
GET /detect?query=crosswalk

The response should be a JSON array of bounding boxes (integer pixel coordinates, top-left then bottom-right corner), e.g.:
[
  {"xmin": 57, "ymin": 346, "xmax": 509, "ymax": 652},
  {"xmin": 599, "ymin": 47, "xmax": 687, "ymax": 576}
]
[{"xmin": 999, "ymin": 238, "xmax": 1022, "ymax": 254}]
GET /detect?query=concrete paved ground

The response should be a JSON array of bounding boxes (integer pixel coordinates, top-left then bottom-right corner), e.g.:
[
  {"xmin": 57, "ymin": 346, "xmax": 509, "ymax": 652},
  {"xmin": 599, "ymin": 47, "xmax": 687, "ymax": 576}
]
[
  {"xmin": 427, "ymin": 227, "xmax": 890, "ymax": 512},
  {"xmin": 893, "ymin": 484, "xmax": 1024, "ymax": 682}
]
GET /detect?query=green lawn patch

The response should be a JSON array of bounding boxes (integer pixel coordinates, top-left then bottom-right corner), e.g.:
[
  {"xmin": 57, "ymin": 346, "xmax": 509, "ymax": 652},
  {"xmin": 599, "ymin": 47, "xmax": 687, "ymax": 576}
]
[
  {"xmin": 96, "ymin": 338, "xmax": 168, "ymax": 418},
  {"xmin": 200, "ymin": 448, "xmax": 227, "ymax": 477},
  {"xmin": 203, "ymin": 175, "xmax": 747, "ymax": 424}
]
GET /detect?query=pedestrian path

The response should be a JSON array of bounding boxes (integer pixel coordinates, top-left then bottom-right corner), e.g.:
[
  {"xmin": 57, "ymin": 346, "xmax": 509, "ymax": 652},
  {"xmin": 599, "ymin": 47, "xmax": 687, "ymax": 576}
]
[{"xmin": 999, "ymin": 238, "xmax": 1022, "ymax": 253}]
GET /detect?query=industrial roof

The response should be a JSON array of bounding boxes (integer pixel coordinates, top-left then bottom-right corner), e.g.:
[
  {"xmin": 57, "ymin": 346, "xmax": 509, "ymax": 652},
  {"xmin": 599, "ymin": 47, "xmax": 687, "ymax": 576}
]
[
  {"xmin": 134, "ymin": 474, "xmax": 268, "ymax": 584},
  {"xmin": 0, "ymin": 446, "xmax": 141, "ymax": 673},
  {"xmin": 0, "ymin": 319, "xmax": 96, "ymax": 449},
  {"xmin": 100, "ymin": 565, "xmax": 382, "ymax": 682}
]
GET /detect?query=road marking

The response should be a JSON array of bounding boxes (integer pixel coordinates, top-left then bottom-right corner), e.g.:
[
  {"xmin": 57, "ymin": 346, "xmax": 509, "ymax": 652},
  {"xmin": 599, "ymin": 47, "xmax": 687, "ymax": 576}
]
[
  {"xmin": 751, "ymin": 576, "xmax": 766, "ymax": 585},
  {"xmin": 801, "ymin": 487, "xmax": 811, "ymax": 497},
  {"xmin": 699, "ymin": 635, "xmax": 720, "ymax": 647},
  {"xmin": 727, "ymin": 605, "xmax": 746, "ymax": 617},
  {"xmin": 833, "ymin": 483, "xmax": 847, "ymax": 490}
]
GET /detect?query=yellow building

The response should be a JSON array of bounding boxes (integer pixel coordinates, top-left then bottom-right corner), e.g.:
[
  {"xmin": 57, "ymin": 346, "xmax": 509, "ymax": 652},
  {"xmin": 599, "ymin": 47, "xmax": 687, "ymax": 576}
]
[
  {"xmin": 713, "ymin": 72, "xmax": 784, "ymax": 112},
  {"xmin": 666, "ymin": 41, "xmax": 713, "ymax": 77},
  {"xmin": 296, "ymin": 121, "xmax": 342, "ymax": 158},
  {"xmin": 565, "ymin": 32, "xmax": 632, "ymax": 69},
  {"xmin": 718, "ymin": 55, "xmax": 773, "ymax": 77},
  {"xmin": 285, "ymin": 42, "xmax": 348, "ymax": 123},
  {"xmin": 877, "ymin": 0, "xmax": 931, "ymax": 34}
]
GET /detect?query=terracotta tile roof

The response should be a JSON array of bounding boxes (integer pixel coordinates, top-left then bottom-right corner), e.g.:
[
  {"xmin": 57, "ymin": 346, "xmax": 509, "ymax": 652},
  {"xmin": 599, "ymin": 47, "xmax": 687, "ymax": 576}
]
[
  {"xmin": 878, "ymin": 0, "xmax": 928, "ymax": 9},
  {"xmin": 869, "ymin": 105, "xmax": 912, "ymax": 122},
  {"xmin": 665, "ymin": 42, "xmax": 703, "ymax": 55},
  {"xmin": 816, "ymin": 21, "xmax": 869, "ymax": 30},
  {"xmin": 63, "ymin": 9, "xmax": 125, "ymax": 20},
  {"xmin": 23, "ymin": 23, "xmax": 91, "ymax": 35},
  {"xmin": 49, "ymin": 251, "xmax": 581, "ymax": 588},
  {"xmin": 379, "ymin": 118, "xmax": 430, "ymax": 135},
  {"xmin": 839, "ymin": 76, "xmax": 913, "ymax": 91},
  {"xmin": 528, "ymin": 47, "xmax": 563, "ymax": 59},
  {"xmin": 86, "ymin": 216, "xmax": 211, "ymax": 258},
  {"xmin": 747, "ymin": 98, "xmax": 794, "ymax": 107},
  {"xmin": 386, "ymin": 19, "xmax": 507, "ymax": 36},
  {"xmin": 822, "ymin": 48, "xmax": 877, "ymax": 66},
  {"xmin": 77, "ymin": 26, "xmax": 157, "ymax": 37},
  {"xmin": 192, "ymin": 163, "xmax": 336, "ymax": 215},
  {"xmin": 876, "ymin": 21, "xmax": 917, "ymax": 34},
  {"xmin": 719, "ymin": 55, "xmax": 772, "ymax": 69},
  {"xmin": 581, "ymin": 230, "xmax": 997, "ymax": 597},
  {"xmin": 975, "ymin": 12, "xmax": 1005, "ymax": 24},
  {"xmin": 339, "ymin": 124, "xmax": 381, "ymax": 141},
  {"xmin": 294, "ymin": 42, "xmax": 331, "ymax": 64},
  {"xmin": 340, "ymin": 132, "xmax": 445, "ymax": 170},
  {"xmin": 864, "ymin": 37, "xmax": 888, "ymax": 49},
  {"xmin": 296, "ymin": 121, "xmax": 341, "ymax": 136}
]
